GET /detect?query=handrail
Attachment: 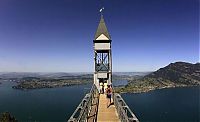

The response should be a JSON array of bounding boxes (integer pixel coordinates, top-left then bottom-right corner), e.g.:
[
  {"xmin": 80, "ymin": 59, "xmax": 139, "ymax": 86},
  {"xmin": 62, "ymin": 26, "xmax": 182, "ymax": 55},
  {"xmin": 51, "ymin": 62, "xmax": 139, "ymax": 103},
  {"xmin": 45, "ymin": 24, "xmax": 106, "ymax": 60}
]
[
  {"xmin": 112, "ymin": 85, "xmax": 139, "ymax": 122},
  {"xmin": 68, "ymin": 84, "xmax": 139, "ymax": 122},
  {"xmin": 68, "ymin": 84, "xmax": 99, "ymax": 122}
]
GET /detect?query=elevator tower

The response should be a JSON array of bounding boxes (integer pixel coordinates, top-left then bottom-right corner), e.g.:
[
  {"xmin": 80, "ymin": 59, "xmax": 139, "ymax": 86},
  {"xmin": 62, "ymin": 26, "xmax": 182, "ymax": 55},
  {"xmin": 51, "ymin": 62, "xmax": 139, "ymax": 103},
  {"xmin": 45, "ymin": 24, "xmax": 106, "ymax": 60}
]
[{"xmin": 93, "ymin": 15, "xmax": 112, "ymax": 91}]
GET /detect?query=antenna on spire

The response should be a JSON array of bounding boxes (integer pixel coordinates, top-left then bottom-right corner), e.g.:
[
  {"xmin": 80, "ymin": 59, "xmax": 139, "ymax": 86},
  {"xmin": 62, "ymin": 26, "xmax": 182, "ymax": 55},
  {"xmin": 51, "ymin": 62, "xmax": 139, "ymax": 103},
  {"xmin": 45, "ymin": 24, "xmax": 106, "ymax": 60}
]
[{"xmin": 99, "ymin": 7, "xmax": 104, "ymax": 16}]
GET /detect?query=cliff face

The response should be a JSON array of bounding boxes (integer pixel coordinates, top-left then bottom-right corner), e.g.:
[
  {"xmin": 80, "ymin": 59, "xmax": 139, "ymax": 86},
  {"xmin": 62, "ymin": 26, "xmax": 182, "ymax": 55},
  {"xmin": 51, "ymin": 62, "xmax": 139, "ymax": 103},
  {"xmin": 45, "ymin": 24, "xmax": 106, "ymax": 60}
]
[{"xmin": 146, "ymin": 62, "xmax": 200, "ymax": 85}]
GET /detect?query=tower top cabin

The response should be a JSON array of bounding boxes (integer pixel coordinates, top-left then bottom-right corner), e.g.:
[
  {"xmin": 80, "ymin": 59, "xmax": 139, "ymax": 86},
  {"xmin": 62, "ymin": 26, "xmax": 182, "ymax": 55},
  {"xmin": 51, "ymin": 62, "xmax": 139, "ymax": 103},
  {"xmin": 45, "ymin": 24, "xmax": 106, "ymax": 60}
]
[{"xmin": 93, "ymin": 15, "xmax": 112, "ymax": 92}]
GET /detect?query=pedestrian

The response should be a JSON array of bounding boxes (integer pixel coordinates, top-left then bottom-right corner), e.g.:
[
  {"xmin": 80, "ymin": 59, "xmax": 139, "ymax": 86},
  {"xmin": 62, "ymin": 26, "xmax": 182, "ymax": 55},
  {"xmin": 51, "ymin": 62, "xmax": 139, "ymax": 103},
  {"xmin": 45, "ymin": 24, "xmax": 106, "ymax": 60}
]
[
  {"xmin": 106, "ymin": 85, "xmax": 112, "ymax": 108},
  {"xmin": 102, "ymin": 83, "xmax": 104, "ymax": 94}
]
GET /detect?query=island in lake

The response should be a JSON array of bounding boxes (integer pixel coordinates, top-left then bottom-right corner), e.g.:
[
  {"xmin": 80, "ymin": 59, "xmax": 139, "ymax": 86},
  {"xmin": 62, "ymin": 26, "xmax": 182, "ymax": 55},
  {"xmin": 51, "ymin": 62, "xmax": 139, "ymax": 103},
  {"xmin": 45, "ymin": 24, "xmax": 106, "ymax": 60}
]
[
  {"xmin": 12, "ymin": 74, "xmax": 93, "ymax": 90},
  {"xmin": 115, "ymin": 62, "xmax": 200, "ymax": 93}
]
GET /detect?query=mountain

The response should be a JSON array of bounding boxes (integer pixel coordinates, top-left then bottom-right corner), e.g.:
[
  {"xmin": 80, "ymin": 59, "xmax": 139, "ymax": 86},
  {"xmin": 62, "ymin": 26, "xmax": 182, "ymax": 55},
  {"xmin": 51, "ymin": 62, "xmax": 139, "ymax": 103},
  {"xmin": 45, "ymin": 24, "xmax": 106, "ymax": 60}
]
[
  {"xmin": 0, "ymin": 72, "xmax": 92, "ymax": 80},
  {"xmin": 146, "ymin": 62, "xmax": 200, "ymax": 85},
  {"xmin": 116, "ymin": 62, "xmax": 200, "ymax": 93},
  {"xmin": 0, "ymin": 72, "xmax": 150, "ymax": 80}
]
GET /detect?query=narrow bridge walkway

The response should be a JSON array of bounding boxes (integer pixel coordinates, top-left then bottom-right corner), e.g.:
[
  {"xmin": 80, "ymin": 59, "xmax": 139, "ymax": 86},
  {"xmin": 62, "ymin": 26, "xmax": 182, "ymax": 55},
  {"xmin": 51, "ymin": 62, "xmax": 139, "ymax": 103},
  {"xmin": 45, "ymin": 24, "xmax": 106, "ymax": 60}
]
[
  {"xmin": 68, "ymin": 85, "xmax": 139, "ymax": 122},
  {"xmin": 97, "ymin": 94, "xmax": 120, "ymax": 122}
]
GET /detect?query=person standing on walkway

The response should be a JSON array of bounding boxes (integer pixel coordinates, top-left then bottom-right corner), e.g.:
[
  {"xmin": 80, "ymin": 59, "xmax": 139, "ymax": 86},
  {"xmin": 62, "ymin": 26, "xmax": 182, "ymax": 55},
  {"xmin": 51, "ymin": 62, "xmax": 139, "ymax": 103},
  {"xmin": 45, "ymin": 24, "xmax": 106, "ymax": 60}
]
[
  {"xmin": 101, "ymin": 83, "xmax": 104, "ymax": 94},
  {"xmin": 106, "ymin": 85, "xmax": 112, "ymax": 108}
]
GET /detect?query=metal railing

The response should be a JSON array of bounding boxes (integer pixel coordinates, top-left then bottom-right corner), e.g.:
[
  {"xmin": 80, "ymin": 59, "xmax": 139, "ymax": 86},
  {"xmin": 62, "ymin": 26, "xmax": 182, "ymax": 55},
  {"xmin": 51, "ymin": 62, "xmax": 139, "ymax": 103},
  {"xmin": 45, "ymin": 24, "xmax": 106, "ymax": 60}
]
[
  {"xmin": 68, "ymin": 84, "xmax": 99, "ymax": 122},
  {"xmin": 68, "ymin": 84, "xmax": 139, "ymax": 122},
  {"xmin": 112, "ymin": 85, "xmax": 139, "ymax": 122}
]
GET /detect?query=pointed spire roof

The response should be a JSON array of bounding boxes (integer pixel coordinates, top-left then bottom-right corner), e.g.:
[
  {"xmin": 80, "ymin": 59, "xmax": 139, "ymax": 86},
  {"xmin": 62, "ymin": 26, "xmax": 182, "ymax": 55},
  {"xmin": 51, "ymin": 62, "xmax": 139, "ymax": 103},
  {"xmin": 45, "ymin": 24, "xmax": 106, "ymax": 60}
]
[{"xmin": 94, "ymin": 15, "xmax": 111, "ymax": 40}]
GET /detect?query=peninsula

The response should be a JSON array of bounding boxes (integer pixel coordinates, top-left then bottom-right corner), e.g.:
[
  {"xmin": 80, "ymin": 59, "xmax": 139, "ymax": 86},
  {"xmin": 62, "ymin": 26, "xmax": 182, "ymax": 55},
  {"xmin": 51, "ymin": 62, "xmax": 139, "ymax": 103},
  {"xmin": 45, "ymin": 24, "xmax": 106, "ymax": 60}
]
[{"xmin": 12, "ymin": 75, "xmax": 93, "ymax": 90}]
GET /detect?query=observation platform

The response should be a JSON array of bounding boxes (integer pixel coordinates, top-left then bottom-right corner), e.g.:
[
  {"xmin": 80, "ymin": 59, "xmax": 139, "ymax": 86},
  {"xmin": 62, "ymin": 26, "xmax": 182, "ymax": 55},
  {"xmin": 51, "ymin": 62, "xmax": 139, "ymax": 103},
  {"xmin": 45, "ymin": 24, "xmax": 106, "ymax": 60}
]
[
  {"xmin": 97, "ymin": 94, "xmax": 120, "ymax": 122},
  {"xmin": 68, "ymin": 84, "xmax": 139, "ymax": 122}
]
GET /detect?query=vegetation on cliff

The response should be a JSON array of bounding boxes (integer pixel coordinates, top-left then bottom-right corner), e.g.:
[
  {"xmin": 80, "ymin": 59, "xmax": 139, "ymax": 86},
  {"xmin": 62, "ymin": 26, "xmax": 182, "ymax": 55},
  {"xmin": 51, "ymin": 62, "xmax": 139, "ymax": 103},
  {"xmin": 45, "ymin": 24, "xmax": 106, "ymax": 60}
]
[{"xmin": 0, "ymin": 112, "xmax": 17, "ymax": 122}]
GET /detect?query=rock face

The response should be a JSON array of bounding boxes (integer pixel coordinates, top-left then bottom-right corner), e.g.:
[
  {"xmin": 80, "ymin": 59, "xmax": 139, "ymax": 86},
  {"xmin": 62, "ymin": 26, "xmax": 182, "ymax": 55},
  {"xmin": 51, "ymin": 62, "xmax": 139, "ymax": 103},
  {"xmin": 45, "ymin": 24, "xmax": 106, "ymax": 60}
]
[
  {"xmin": 116, "ymin": 62, "xmax": 200, "ymax": 93},
  {"xmin": 0, "ymin": 112, "xmax": 17, "ymax": 122},
  {"xmin": 147, "ymin": 62, "xmax": 200, "ymax": 85}
]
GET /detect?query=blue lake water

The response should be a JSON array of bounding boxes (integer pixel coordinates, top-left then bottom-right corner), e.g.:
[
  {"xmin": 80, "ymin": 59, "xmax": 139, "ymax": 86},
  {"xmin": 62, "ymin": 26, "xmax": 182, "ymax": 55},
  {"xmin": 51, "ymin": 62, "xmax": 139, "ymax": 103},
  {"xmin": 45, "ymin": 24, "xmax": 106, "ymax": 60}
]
[
  {"xmin": 0, "ymin": 80, "xmax": 199, "ymax": 122},
  {"xmin": 113, "ymin": 80, "xmax": 128, "ymax": 86},
  {"xmin": 0, "ymin": 80, "xmax": 91, "ymax": 121},
  {"xmin": 122, "ymin": 86, "xmax": 200, "ymax": 122}
]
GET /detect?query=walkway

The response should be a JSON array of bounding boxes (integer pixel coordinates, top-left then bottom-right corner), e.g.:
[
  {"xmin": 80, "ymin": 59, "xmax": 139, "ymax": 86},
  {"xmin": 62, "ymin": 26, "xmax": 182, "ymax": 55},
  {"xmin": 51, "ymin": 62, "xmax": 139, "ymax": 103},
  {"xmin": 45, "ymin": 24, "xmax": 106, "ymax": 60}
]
[{"xmin": 97, "ymin": 94, "xmax": 120, "ymax": 122}]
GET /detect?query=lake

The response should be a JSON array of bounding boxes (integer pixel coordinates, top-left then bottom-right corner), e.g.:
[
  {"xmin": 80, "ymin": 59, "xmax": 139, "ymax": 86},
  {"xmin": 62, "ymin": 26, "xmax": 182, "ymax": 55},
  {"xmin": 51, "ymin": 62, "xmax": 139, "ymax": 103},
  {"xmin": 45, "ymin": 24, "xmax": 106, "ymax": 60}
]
[
  {"xmin": 0, "ymin": 80, "xmax": 91, "ymax": 121},
  {"xmin": 0, "ymin": 80, "xmax": 199, "ymax": 122},
  {"xmin": 122, "ymin": 86, "xmax": 200, "ymax": 122}
]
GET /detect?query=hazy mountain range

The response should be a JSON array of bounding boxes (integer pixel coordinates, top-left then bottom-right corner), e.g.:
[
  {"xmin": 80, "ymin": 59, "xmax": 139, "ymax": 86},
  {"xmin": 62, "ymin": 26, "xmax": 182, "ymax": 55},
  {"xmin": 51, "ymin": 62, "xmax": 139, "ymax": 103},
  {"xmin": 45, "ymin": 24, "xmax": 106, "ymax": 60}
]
[
  {"xmin": 1, "ymin": 61, "xmax": 199, "ymax": 92},
  {"xmin": 0, "ymin": 72, "xmax": 149, "ymax": 80}
]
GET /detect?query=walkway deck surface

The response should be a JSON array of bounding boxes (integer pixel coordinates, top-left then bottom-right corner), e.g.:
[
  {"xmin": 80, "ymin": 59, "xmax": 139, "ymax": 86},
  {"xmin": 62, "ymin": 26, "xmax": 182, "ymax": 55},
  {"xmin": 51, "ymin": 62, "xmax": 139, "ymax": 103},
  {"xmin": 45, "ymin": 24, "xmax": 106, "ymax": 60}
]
[{"xmin": 97, "ymin": 94, "xmax": 120, "ymax": 122}]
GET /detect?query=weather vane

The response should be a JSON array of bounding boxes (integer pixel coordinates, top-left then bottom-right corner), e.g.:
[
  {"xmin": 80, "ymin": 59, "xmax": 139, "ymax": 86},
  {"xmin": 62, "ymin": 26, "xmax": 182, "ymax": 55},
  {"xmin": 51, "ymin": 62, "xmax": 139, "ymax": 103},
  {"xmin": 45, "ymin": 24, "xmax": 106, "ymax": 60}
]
[{"xmin": 99, "ymin": 7, "xmax": 104, "ymax": 15}]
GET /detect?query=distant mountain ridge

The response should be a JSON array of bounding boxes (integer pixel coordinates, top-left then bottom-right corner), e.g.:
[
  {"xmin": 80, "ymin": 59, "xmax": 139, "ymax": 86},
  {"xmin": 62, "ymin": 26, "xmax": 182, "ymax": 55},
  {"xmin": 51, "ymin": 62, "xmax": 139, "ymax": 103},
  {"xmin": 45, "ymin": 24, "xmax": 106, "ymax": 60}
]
[
  {"xmin": 146, "ymin": 62, "xmax": 200, "ymax": 85},
  {"xmin": 116, "ymin": 62, "xmax": 200, "ymax": 93},
  {"xmin": 0, "ymin": 72, "xmax": 149, "ymax": 80}
]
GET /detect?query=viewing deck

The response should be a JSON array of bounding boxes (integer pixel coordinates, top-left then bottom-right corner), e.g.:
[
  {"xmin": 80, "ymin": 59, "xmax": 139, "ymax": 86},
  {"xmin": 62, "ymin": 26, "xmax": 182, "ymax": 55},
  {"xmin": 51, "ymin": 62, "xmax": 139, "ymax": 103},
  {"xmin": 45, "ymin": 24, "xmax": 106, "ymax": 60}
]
[
  {"xmin": 68, "ymin": 84, "xmax": 139, "ymax": 122},
  {"xmin": 97, "ymin": 94, "xmax": 120, "ymax": 122}
]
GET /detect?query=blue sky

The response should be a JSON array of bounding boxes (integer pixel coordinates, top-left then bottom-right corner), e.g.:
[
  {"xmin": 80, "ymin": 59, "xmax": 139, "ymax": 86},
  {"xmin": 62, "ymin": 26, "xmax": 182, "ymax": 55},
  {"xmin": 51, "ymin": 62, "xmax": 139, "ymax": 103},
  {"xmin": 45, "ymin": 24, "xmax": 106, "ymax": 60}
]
[{"xmin": 0, "ymin": 0, "xmax": 199, "ymax": 72}]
